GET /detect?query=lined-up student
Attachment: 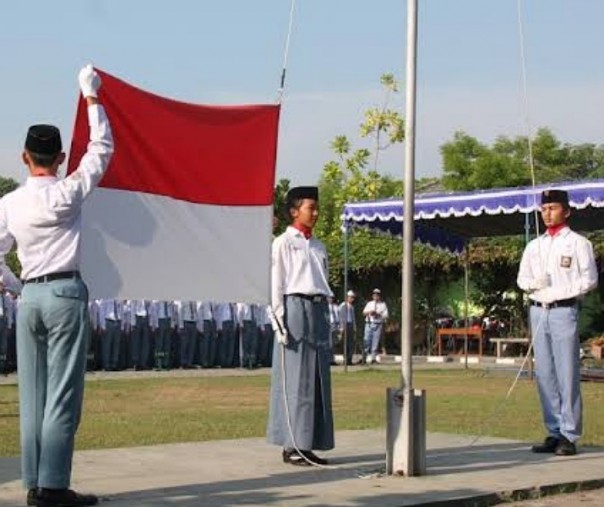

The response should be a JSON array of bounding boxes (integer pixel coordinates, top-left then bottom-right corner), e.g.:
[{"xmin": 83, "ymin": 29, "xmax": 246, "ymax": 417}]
[
  {"xmin": 99, "ymin": 298, "xmax": 126, "ymax": 371},
  {"xmin": 267, "ymin": 186, "xmax": 334, "ymax": 467}
]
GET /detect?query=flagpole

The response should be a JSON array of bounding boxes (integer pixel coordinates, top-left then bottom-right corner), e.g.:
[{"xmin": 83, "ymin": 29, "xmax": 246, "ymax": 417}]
[{"xmin": 388, "ymin": 0, "xmax": 425, "ymax": 477}]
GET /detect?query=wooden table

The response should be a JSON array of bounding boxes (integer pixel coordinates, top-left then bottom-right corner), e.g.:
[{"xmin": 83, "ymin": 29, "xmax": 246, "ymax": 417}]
[
  {"xmin": 437, "ymin": 327, "xmax": 483, "ymax": 356},
  {"xmin": 489, "ymin": 337, "xmax": 530, "ymax": 358}
]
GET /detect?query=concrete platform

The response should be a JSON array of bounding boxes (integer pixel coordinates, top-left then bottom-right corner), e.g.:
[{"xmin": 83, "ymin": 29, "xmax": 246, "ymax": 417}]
[{"xmin": 1, "ymin": 430, "xmax": 604, "ymax": 507}]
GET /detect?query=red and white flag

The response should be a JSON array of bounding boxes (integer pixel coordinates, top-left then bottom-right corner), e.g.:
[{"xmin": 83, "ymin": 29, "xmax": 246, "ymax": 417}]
[{"xmin": 67, "ymin": 69, "xmax": 280, "ymax": 303}]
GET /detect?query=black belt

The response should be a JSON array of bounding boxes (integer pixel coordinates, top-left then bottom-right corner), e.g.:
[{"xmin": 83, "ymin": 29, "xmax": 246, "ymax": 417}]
[
  {"xmin": 530, "ymin": 298, "xmax": 577, "ymax": 309},
  {"xmin": 288, "ymin": 293, "xmax": 327, "ymax": 303},
  {"xmin": 24, "ymin": 270, "xmax": 81, "ymax": 284}
]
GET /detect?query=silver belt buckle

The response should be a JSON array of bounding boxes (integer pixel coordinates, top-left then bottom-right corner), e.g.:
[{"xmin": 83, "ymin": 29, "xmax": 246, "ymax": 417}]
[
  {"xmin": 312, "ymin": 295, "xmax": 323, "ymax": 303},
  {"xmin": 543, "ymin": 302, "xmax": 550, "ymax": 310}
]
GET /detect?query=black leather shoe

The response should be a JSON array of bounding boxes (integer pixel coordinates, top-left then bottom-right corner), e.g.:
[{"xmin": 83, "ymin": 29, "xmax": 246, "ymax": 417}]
[
  {"xmin": 282, "ymin": 449, "xmax": 311, "ymax": 467},
  {"xmin": 34, "ymin": 488, "xmax": 98, "ymax": 507},
  {"xmin": 555, "ymin": 436, "xmax": 577, "ymax": 456},
  {"xmin": 301, "ymin": 450, "xmax": 328, "ymax": 465},
  {"xmin": 27, "ymin": 489, "xmax": 37, "ymax": 506},
  {"xmin": 531, "ymin": 436, "xmax": 559, "ymax": 453}
]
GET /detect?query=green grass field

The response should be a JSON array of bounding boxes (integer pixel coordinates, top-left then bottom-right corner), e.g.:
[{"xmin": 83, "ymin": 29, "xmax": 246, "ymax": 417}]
[{"xmin": 1, "ymin": 368, "xmax": 603, "ymax": 457}]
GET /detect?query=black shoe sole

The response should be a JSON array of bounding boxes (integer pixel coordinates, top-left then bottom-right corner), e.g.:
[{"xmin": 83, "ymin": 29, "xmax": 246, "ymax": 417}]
[{"xmin": 531, "ymin": 447, "xmax": 558, "ymax": 453}]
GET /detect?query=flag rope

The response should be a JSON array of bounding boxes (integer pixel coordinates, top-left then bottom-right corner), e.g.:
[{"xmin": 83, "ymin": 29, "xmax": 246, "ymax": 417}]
[
  {"xmin": 276, "ymin": 0, "xmax": 297, "ymax": 103},
  {"xmin": 516, "ymin": 0, "xmax": 541, "ymax": 238},
  {"xmin": 470, "ymin": 0, "xmax": 546, "ymax": 447}
]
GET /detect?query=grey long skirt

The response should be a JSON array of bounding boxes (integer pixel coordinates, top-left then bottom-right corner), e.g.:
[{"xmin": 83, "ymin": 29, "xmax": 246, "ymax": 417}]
[{"xmin": 266, "ymin": 295, "xmax": 334, "ymax": 451}]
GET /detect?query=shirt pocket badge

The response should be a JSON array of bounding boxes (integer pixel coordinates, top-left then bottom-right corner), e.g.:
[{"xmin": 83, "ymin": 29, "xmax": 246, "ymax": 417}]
[{"xmin": 560, "ymin": 256, "xmax": 572, "ymax": 268}]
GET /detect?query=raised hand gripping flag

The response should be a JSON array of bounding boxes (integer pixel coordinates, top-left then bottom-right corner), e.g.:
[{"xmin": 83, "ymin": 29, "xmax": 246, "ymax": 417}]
[{"xmin": 67, "ymin": 69, "xmax": 280, "ymax": 303}]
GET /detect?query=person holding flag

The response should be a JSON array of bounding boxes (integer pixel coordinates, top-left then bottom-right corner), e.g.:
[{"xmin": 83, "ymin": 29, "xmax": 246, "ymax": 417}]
[{"xmin": 0, "ymin": 65, "xmax": 112, "ymax": 507}]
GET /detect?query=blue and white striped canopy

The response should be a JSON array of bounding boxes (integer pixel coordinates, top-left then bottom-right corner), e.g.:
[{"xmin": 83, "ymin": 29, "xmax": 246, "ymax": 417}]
[{"xmin": 341, "ymin": 179, "xmax": 604, "ymax": 253}]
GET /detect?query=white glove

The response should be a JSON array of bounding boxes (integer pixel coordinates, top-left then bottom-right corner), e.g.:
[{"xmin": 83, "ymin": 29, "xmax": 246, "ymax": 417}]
[
  {"xmin": 275, "ymin": 329, "xmax": 288, "ymax": 345},
  {"xmin": 531, "ymin": 275, "xmax": 550, "ymax": 291},
  {"xmin": 78, "ymin": 64, "xmax": 101, "ymax": 98}
]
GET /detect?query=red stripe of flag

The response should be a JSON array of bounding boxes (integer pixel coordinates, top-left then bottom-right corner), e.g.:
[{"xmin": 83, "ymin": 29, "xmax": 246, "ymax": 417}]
[{"xmin": 67, "ymin": 69, "xmax": 280, "ymax": 206}]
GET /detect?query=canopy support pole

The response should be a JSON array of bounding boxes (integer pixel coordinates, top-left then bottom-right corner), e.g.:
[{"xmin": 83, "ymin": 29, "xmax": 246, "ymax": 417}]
[
  {"xmin": 463, "ymin": 247, "xmax": 469, "ymax": 370},
  {"xmin": 343, "ymin": 222, "xmax": 349, "ymax": 373}
]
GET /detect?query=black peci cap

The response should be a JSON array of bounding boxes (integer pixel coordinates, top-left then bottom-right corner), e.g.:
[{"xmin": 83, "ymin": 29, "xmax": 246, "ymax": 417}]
[
  {"xmin": 541, "ymin": 189, "xmax": 569, "ymax": 206},
  {"xmin": 285, "ymin": 186, "xmax": 319, "ymax": 210},
  {"xmin": 25, "ymin": 124, "xmax": 62, "ymax": 156}
]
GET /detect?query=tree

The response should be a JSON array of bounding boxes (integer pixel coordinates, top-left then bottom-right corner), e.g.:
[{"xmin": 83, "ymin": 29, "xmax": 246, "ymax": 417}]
[
  {"xmin": 0, "ymin": 176, "xmax": 18, "ymax": 198},
  {"xmin": 311, "ymin": 72, "xmax": 464, "ymax": 334},
  {"xmin": 441, "ymin": 132, "xmax": 529, "ymax": 190},
  {"xmin": 359, "ymin": 73, "xmax": 405, "ymax": 174},
  {"xmin": 273, "ymin": 178, "xmax": 290, "ymax": 235},
  {"xmin": 0, "ymin": 176, "xmax": 21, "ymax": 277},
  {"xmin": 316, "ymin": 74, "xmax": 405, "ymax": 241},
  {"xmin": 441, "ymin": 128, "xmax": 604, "ymax": 191}
]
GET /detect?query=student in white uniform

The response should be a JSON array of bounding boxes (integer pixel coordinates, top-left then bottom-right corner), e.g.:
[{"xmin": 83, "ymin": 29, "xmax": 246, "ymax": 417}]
[
  {"xmin": 339, "ymin": 290, "xmax": 357, "ymax": 366},
  {"xmin": 237, "ymin": 302, "xmax": 258, "ymax": 369},
  {"xmin": 87, "ymin": 299, "xmax": 101, "ymax": 371},
  {"xmin": 99, "ymin": 299, "xmax": 125, "ymax": 371},
  {"xmin": 517, "ymin": 189, "xmax": 598, "ymax": 456},
  {"xmin": 150, "ymin": 300, "xmax": 177, "ymax": 370},
  {"xmin": 0, "ymin": 65, "xmax": 111, "ymax": 506},
  {"xmin": 176, "ymin": 300, "xmax": 199, "ymax": 369},
  {"xmin": 129, "ymin": 300, "xmax": 152, "ymax": 370},
  {"xmin": 214, "ymin": 302, "xmax": 236, "ymax": 368},
  {"xmin": 0, "ymin": 287, "xmax": 15, "ymax": 374},
  {"xmin": 267, "ymin": 186, "xmax": 334, "ymax": 467}
]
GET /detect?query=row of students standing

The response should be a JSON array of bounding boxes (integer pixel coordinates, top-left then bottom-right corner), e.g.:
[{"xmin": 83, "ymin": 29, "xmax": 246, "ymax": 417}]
[{"xmin": 89, "ymin": 299, "xmax": 274, "ymax": 371}]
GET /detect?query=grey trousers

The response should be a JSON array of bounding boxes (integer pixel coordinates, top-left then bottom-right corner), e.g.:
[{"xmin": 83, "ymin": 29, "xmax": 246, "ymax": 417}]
[
  {"xmin": 531, "ymin": 305, "xmax": 582, "ymax": 442},
  {"xmin": 17, "ymin": 278, "xmax": 89, "ymax": 489}
]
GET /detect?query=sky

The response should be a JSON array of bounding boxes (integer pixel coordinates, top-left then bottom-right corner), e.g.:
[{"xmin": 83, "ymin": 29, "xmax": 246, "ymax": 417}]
[{"xmin": 1, "ymin": 0, "xmax": 603, "ymax": 187}]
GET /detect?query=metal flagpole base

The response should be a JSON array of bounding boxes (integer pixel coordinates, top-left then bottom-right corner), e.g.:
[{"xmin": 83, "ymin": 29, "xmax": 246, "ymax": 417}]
[{"xmin": 386, "ymin": 387, "xmax": 426, "ymax": 476}]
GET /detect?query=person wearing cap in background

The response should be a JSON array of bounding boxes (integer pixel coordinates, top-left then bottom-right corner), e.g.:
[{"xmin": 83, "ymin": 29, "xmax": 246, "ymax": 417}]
[
  {"xmin": 362, "ymin": 288, "xmax": 389, "ymax": 365},
  {"xmin": 339, "ymin": 290, "xmax": 357, "ymax": 366},
  {"xmin": 267, "ymin": 186, "xmax": 335, "ymax": 467},
  {"xmin": 518, "ymin": 189, "xmax": 598, "ymax": 457},
  {"xmin": 0, "ymin": 65, "xmax": 112, "ymax": 506}
]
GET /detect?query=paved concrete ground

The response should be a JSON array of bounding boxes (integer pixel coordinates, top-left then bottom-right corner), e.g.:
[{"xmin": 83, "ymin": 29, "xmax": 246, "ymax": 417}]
[
  {"xmin": 505, "ymin": 489, "xmax": 604, "ymax": 507},
  {"xmin": 2, "ymin": 360, "xmax": 603, "ymax": 506},
  {"xmin": 1, "ymin": 429, "xmax": 604, "ymax": 507}
]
